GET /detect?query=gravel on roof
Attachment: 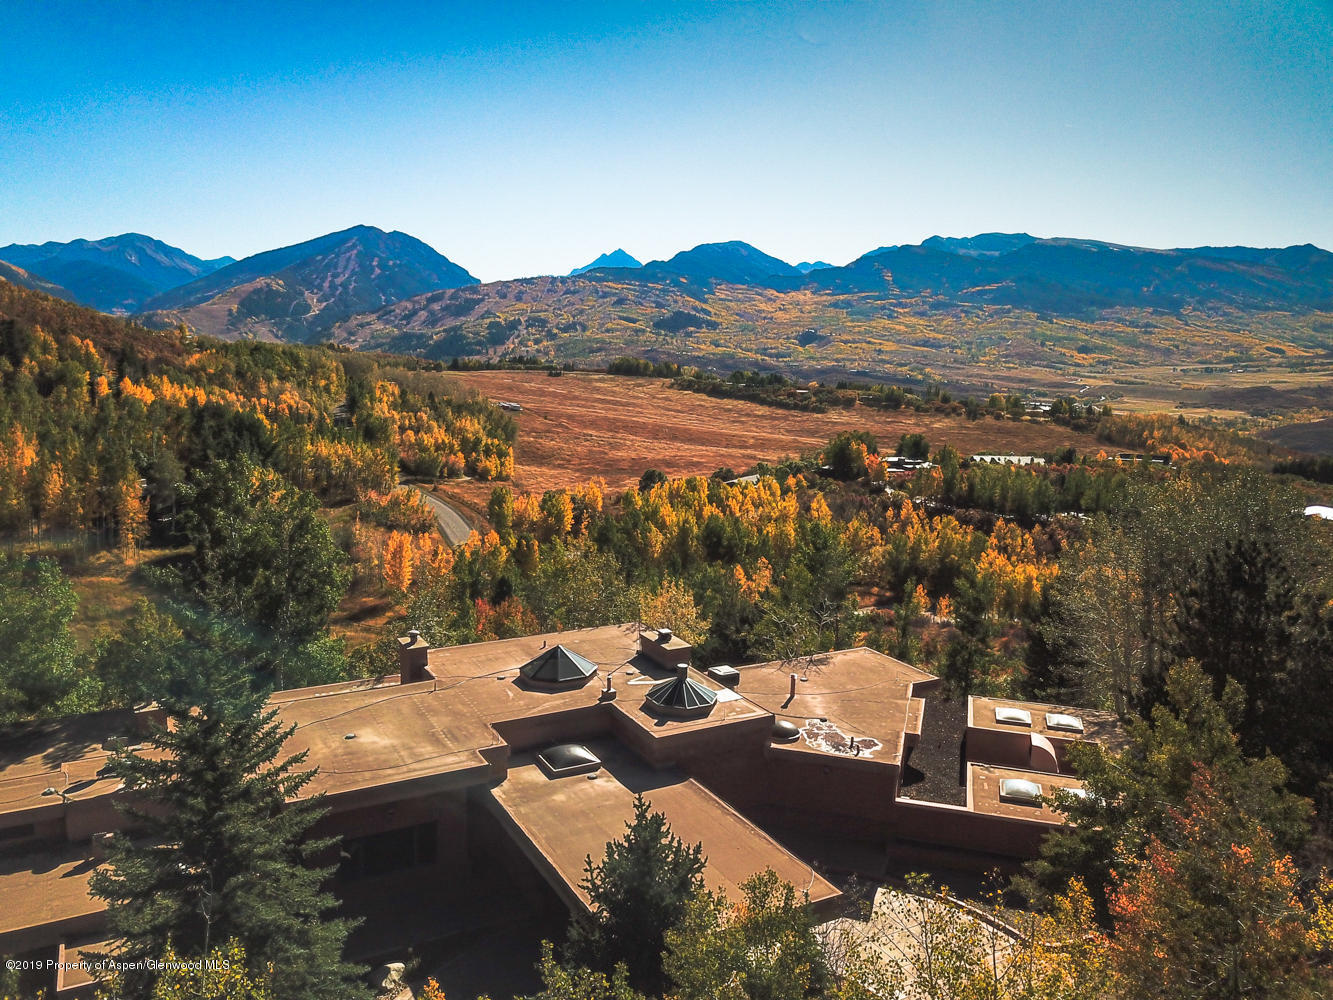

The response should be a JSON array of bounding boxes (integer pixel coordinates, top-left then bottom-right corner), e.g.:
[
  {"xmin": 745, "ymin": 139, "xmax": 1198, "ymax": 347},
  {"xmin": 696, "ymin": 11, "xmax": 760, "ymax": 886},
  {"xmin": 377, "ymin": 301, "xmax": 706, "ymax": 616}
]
[{"xmin": 898, "ymin": 696, "xmax": 967, "ymax": 806}]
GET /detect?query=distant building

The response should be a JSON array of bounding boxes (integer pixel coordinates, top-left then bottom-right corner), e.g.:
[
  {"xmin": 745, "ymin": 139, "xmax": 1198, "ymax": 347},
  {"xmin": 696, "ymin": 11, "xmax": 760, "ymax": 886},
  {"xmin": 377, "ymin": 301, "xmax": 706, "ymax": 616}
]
[
  {"xmin": 0, "ymin": 625, "xmax": 1120, "ymax": 997},
  {"xmin": 882, "ymin": 456, "xmax": 934, "ymax": 471},
  {"xmin": 497, "ymin": 401, "xmax": 522, "ymax": 412},
  {"xmin": 968, "ymin": 455, "xmax": 1046, "ymax": 466}
]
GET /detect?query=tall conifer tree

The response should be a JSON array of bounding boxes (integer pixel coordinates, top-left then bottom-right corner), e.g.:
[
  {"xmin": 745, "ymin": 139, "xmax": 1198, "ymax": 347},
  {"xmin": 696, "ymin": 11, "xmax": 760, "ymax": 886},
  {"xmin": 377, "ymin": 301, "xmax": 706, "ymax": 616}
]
[{"xmin": 90, "ymin": 637, "xmax": 365, "ymax": 1000}]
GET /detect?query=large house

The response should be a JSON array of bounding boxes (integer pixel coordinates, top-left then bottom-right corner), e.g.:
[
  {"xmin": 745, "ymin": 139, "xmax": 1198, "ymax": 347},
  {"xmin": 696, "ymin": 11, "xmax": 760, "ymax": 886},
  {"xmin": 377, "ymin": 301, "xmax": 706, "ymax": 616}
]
[{"xmin": 0, "ymin": 624, "xmax": 1120, "ymax": 996}]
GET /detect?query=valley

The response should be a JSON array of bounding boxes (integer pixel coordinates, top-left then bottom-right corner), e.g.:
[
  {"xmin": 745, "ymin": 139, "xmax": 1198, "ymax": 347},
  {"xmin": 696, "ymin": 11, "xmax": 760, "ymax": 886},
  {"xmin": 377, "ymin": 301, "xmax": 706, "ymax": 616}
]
[
  {"xmin": 441, "ymin": 369, "xmax": 1109, "ymax": 497},
  {"xmin": 5, "ymin": 6, "xmax": 1332, "ymax": 998}
]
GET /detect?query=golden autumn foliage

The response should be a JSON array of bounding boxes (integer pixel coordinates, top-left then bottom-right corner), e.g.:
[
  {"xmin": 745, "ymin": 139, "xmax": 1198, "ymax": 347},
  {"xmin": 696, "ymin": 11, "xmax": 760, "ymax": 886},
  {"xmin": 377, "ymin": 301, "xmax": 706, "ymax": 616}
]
[
  {"xmin": 358, "ymin": 487, "xmax": 438, "ymax": 533},
  {"xmin": 382, "ymin": 530, "xmax": 414, "ymax": 591},
  {"xmin": 113, "ymin": 479, "xmax": 148, "ymax": 564},
  {"xmin": 95, "ymin": 940, "xmax": 274, "ymax": 1000},
  {"xmin": 637, "ymin": 579, "xmax": 709, "ymax": 646},
  {"xmin": 0, "ymin": 287, "xmax": 514, "ymax": 545},
  {"xmin": 1106, "ymin": 767, "xmax": 1324, "ymax": 999},
  {"xmin": 408, "ymin": 467, "xmax": 1064, "ymax": 693}
]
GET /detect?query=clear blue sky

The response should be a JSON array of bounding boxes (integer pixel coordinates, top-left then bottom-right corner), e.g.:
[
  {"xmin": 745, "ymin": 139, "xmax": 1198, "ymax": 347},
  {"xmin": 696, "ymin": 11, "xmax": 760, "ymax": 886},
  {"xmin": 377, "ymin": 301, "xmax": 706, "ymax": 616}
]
[{"xmin": 3, "ymin": 0, "xmax": 1330, "ymax": 282}]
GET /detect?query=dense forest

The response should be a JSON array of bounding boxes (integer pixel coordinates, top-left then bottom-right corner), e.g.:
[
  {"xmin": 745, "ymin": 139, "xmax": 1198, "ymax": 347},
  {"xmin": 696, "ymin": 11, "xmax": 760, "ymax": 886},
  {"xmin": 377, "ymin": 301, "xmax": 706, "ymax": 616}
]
[{"xmin": 0, "ymin": 282, "xmax": 515, "ymax": 545}]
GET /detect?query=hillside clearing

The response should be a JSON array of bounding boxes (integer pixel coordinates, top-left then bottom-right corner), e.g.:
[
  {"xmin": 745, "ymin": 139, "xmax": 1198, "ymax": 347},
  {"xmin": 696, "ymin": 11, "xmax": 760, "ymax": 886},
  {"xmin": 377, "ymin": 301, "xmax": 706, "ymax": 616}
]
[{"xmin": 446, "ymin": 371, "xmax": 1108, "ymax": 494}]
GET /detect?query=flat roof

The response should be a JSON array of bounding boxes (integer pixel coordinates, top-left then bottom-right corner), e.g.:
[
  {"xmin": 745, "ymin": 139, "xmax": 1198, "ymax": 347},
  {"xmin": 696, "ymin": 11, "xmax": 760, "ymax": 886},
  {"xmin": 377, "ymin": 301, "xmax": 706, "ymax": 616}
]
[
  {"xmin": 273, "ymin": 680, "xmax": 500, "ymax": 801},
  {"xmin": 488, "ymin": 738, "xmax": 840, "ymax": 912},
  {"xmin": 0, "ymin": 625, "xmax": 760, "ymax": 827},
  {"xmin": 0, "ymin": 844, "xmax": 106, "ymax": 947},
  {"xmin": 736, "ymin": 648, "xmax": 939, "ymax": 765},
  {"xmin": 967, "ymin": 764, "xmax": 1087, "ymax": 824},
  {"xmin": 968, "ymin": 697, "xmax": 1125, "ymax": 749},
  {"xmin": 0, "ymin": 711, "xmax": 134, "ymax": 825},
  {"xmin": 427, "ymin": 624, "xmax": 768, "ymax": 741}
]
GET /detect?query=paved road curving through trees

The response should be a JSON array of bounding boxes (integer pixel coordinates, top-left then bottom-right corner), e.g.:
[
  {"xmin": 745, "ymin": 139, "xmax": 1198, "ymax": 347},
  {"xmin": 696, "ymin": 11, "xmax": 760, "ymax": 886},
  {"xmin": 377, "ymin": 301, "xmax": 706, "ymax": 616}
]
[{"xmin": 403, "ymin": 483, "xmax": 475, "ymax": 545}]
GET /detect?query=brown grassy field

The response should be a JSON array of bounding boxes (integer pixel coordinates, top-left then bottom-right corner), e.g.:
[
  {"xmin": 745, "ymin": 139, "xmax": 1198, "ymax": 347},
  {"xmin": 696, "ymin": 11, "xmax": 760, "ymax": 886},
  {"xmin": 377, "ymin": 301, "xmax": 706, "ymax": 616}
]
[
  {"xmin": 1058, "ymin": 362, "xmax": 1333, "ymax": 420},
  {"xmin": 1259, "ymin": 417, "xmax": 1333, "ymax": 456},
  {"xmin": 447, "ymin": 371, "xmax": 1108, "ymax": 495},
  {"xmin": 65, "ymin": 551, "xmax": 166, "ymax": 650}
]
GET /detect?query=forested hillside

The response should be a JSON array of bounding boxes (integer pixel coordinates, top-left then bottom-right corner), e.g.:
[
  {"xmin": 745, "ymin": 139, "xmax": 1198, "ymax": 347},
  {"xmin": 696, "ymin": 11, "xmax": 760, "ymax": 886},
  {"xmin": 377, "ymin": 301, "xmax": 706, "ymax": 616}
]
[
  {"xmin": 329, "ymin": 270, "xmax": 1333, "ymax": 387},
  {"xmin": 0, "ymin": 280, "xmax": 515, "ymax": 551}
]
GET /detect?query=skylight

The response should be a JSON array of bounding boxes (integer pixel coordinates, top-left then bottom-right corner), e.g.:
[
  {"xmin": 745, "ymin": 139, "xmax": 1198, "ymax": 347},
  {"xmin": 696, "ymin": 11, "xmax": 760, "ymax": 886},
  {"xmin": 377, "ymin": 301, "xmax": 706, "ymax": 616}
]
[
  {"xmin": 1045, "ymin": 712, "xmax": 1084, "ymax": 733},
  {"xmin": 1052, "ymin": 786, "xmax": 1098, "ymax": 812},
  {"xmin": 998, "ymin": 778, "xmax": 1043, "ymax": 804},
  {"xmin": 994, "ymin": 706, "xmax": 1032, "ymax": 726},
  {"xmin": 536, "ymin": 743, "xmax": 602, "ymax": 778}
]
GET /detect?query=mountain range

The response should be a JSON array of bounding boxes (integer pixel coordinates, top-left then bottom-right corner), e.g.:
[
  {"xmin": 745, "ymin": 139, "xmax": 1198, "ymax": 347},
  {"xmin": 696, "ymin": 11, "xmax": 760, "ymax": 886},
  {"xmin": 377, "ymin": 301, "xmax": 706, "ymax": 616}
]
[
  {"xmin": 1, "ymin": 226, "xmax": 1329, "ymax": 370},
  {"xmin": 0, "ymin": 233, "xmax": 234, "ymax": 312}
]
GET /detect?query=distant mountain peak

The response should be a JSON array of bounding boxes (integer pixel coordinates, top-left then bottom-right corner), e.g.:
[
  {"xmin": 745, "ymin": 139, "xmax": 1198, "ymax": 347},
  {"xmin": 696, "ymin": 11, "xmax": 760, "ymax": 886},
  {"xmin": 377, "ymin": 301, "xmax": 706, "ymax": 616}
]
[
  {"xmin": 570, "ymin": 249, "xmax": 641, "ymax": 275},
  {"xmin": 651, "ymin": 241, "xmax": 802, "ymax": 285},
  {"xmin": 138, "ymin": 226, "xmax": 478, "ymax": 342},
  {"xmin": 795, "ymin": 261, "xmax": 833, "ymax": 274},
  {"xmin": 920, "ymin": 233, "xmax": 1037, "ymax": 257}
]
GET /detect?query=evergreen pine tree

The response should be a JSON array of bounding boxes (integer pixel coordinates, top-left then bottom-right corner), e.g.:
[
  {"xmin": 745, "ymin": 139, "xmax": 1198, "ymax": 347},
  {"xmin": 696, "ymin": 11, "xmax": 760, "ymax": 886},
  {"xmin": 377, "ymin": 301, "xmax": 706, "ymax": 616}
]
[
  {"xmin": 567, "ymin": 794, "xmax": 705, "ymax": 993},
  {"xmin": 89, "ymin": 636, "xmax": 365, "ymax": 1000},
  {"xmin": 1016, "ymin": 661, "xmax": 1311, "ymax": 921}
]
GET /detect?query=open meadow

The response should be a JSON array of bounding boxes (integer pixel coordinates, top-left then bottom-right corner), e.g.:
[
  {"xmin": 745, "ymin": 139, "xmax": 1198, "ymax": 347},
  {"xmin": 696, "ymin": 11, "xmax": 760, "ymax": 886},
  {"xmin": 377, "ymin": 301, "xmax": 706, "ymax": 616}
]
[{"xmin": 445, "ymin": 370, "xmax": 1108, "ymax": 495}]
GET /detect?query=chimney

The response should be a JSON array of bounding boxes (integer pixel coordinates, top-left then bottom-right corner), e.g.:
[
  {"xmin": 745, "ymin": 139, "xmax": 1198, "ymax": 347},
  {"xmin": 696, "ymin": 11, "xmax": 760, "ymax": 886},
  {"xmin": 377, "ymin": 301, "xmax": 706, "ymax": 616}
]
[
  {"xmin": 398, "ymin": 629, "xmax": 430, "ymax": 684},
  {"xmin": 133, "ymin": 704, "xmax": 166, "ymax": 735},
  {"xmin": 91, "ymin": 831, "xmax": 116, "ymax": 860},
  {"xmin": 638, "ymin": 624, "xmax": 693, "ymax": 670}
]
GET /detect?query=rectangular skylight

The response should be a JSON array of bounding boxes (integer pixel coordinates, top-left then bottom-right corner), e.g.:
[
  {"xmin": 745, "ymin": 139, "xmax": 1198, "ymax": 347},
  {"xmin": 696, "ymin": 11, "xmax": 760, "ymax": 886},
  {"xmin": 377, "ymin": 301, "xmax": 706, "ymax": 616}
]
[
  {"xmin": 1052, "ymin": 786, "xmax": 1097, "ymax": 812},
  {"xmin": 994, "ymin": 706, "xmax": 1032, "ymax": 726},
  {"xmin": 998, "ymin": 778, "xmax": 1043, "ymax": 804},
  {"xmin": 1045, "ymin": 712, "xmax": 1084, "ymax": 733}
]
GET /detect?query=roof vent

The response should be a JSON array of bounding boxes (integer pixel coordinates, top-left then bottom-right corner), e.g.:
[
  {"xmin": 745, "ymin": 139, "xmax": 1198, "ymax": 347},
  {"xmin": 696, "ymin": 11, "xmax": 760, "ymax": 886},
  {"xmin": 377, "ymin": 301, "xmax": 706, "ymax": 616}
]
[
  {"xmin": 644, "ymin": 664, "xmax": 717, "ymax": 719},
  {"xmin": 656, "ymin": 627, "xmax": 673, "ymax": 643},
  {"xmin": 706, "ymin": 665, "xmax": 740, "ymax": 688},
  {"xmin": 772, "ymin": 720, "xmax": 800, "ymax": 743},
  {"xmin": 999, "ymin": 778, "xmax": 1043, "ymax": 805},
  {"xmin": 519, "ymin": 644, "xmax": 598, "ymax": 689},
  {"xmin": 1045, "ymin": 712, "xmax": 1084, "ymax": 733},
  {"xmin": 537, "ymin": 743, "xmax": 602, "ymax": 778},
  {"xmin": 994, "ymin": 706, "xmax": 1032, "ymax": 727}
]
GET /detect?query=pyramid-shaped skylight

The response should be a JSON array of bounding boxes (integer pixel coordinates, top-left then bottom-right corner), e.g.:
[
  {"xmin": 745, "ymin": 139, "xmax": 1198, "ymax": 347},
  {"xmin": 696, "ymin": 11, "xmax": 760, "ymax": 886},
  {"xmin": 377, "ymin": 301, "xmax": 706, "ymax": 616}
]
[
  {"xmin": 644, "ymin": 665, "xmax": 717, "ymax": 719},
  {"xmin": 519, "ymin": 644, "xmax": 598, "ymax": 687}
]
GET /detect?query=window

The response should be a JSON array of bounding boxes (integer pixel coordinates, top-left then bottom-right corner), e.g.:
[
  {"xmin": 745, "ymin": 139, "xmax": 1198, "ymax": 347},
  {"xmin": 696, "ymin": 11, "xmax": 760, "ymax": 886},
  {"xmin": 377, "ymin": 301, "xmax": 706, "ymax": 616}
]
[
  {"xmin": 994, "ymin": 706, "xmax": 1032, "ymax": 726},
  {"xmin": 999, "ymin": 778, "xmax": 1043, "ymax": 804},
  {"xmin": 339, "ymin": 821, "xmax": 437, "ymax": 882},
  {"xmin": 1045, "ymin": 712, "xmax": 1084, "ymax": 733}
]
